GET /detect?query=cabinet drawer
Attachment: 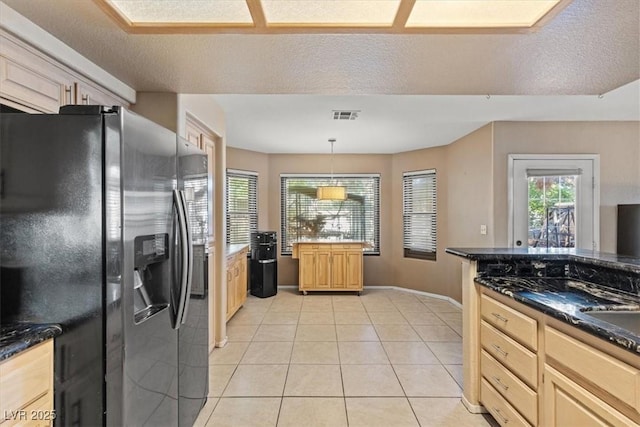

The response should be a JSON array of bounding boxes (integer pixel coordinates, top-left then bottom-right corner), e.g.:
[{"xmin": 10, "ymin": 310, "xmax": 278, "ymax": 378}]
[
  {"xmin": 3, "ymin": 393, "xmax": 53, "ymax": 427},
  {"xmin": 545, "ymin": 327, "xmax": 640, "ymax": 415},
  {"xmin": 481, "ymin": 378, "xmax": 532, "ymax": 427},
  {"xmin": 0, "ymin": 340, "xmax": 53, "ymax": 420},
  {"xmin": 481, "ymin": 321, "xmax": 537, "ymax": 389},
  {"xmin": 331, "ymin": 244, "xmax": 362, "ymax": 250},
  {"xmin": 481, "ymin": 294, "xmax": 537, "ymax": 351},
  {"xmin": 481, "ymin": 350, "xmax": 537, "ymax": 425}
]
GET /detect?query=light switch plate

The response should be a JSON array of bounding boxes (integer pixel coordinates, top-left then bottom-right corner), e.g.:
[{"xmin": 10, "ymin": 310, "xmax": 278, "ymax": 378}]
[{"xmin": 480, "ymin": 224, "xmax": 487, "ymax": 235}]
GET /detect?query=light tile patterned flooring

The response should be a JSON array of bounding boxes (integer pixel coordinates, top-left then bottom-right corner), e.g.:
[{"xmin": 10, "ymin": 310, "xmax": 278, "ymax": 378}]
[{"xmin": 194, "ymin": 288, "xmax": 496, "ymax": 427}]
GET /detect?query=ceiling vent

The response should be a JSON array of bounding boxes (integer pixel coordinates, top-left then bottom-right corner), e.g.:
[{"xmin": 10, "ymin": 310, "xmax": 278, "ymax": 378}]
[{"xmin": 332, "ymin": 110, "xmax": 360, "ymax": 120}]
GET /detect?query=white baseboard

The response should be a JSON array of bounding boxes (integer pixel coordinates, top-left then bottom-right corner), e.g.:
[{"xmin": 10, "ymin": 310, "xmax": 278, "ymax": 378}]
[
  {"xmin": 214, "ymin": 336, "xmax": 228, "ymax": 348},
  {"xmin": 461, "ymin": 395, "xmax": 487, "ymax": 413}
]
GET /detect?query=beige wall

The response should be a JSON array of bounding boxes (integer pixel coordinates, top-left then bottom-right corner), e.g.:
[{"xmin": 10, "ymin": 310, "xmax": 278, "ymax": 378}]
[
  {"xmin": 389, "ymin": 124, "xmax": 494, "ymax": 302},
  {"xmin": 131, "ymin": 92, "xmax": 179, "ymax": 132},
  {"xmin": 492, "ymin": 122, "xmax": 640, "ymax": 252},
  {"xmin": 391, "ymin": 146, "xmax": 448, "ymax": 295},
  {"xmin": 225, "ymin": 121, "xmax": 639, "ymax": 302},
  {"xmin": 227, "ymin": 147, "xmax": 270, "ymax": 230},
  {"xmin": 267, "ymin": 154, "xmax": 394, "ymax": 286},
  {"xmin": 444, "ymin": 124, "xmax": 495, "ymax": 301}
]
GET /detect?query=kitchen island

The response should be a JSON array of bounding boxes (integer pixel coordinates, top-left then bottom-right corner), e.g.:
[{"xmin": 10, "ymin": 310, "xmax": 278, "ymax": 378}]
[
  {"xmin": 446, "ymin": 248, "xmax": 640, "ymax": 426},
  {"xmin": 292, "ymin": 241, "xmax": 364, "ymax": 294}
]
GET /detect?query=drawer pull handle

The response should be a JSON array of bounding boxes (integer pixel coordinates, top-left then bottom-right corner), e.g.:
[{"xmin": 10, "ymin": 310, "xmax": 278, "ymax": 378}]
[
  {"xmin": 491, "ymin": 375, "xmax": 509, "ymax": 391},
  {"xmin": 492, "ymin": 408, "xmax": 509, "ymax": 424},
  {"xmin": 491, "ymin": 312, "xmax": 509, "ymax": 323},
  {"xmin": 491, "ymin": 344, "xmax": 509, "ymax": 357}
]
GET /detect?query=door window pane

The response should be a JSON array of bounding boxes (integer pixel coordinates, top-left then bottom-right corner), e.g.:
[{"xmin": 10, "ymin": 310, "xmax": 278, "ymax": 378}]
[{"xmin": 527, "ymin": 175, "xmax": 577, "ymax": 248}]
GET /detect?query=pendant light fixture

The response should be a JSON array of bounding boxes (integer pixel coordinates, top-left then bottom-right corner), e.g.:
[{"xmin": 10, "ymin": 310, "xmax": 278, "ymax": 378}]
[{"xmin": 317, "ymin": 138, "xmax": 347, "ymax": 201}]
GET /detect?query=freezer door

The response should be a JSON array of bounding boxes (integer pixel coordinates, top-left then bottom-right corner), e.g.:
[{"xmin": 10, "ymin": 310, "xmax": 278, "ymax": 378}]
[
  {"xmin": 113, "ymin": 109, "xmax": 179, "ymax": 427},
  {"xmin": 177, "ymin": 138, "xmax": 209, "ymax": 426},
  {"xmin": 0, "ymin": 112, "xmax": 105, "ymax": 427}
]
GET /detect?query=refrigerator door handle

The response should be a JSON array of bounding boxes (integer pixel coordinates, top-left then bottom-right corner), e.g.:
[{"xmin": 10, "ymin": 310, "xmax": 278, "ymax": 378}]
[
  {"xmin": 179, "ymin": 189, "xmax": 194, "ymax": 324},
  {"xmin": 173, "ymin": 189, "xmax": 189, "ymax": 329}
]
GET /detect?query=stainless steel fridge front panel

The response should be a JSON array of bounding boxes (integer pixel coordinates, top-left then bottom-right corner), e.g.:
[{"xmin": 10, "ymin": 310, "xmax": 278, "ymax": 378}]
[
  {"xmin": 177, "ymin": 138, "xmax": 209, "ymax": 427},
  {"xmin": 117, "ymin": 109, "xmax": 179, "ymax": 427}
]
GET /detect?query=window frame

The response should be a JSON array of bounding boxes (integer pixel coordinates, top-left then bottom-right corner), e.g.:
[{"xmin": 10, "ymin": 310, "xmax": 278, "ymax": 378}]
[
  {"xmin": 226, "ymin": 169, "xmax": 258, "ymax": 247},
  {"xmin": 403, "ymin": 169, "xmax": 437, "ymax": 261},
  {"xmin": 280, "ymin": 173, "xmax": 381, "ymax": 256}
]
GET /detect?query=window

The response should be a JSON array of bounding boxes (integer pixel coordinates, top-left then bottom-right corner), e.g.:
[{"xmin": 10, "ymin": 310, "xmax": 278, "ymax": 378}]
[
  {"xmin": 403, "ymin": 169, "xmax": 436, "ymax": 260},
  {"xmin": 280, "ymin": 174, "xmax": 380, "ymax": 255},
  {"xmin": 226, "ymin": 169, "xmax": 258, "ymax": 246}
]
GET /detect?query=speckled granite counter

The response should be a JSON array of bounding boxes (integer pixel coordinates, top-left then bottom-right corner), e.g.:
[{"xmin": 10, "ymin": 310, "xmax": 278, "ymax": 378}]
[
  {"xmin": 0, "ymin": 323, "xmax": 62, "ymax": 361},
  {"xmin": 446, "ymin": 247, "xmax": 640, "ymax": 355},
  {"xmin": 227, "ymin": 243, "xmax": 249, "ymax": 257}
]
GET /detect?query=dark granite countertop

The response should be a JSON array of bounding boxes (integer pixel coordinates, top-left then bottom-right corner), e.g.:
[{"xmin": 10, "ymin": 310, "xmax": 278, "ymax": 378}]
[
  {"xmin": 476, "ymin": 276, "xmax": 640, "ymax": 355},
  {"xmin": 0, "ymin": 322, "xmax": 62, "ymax": 361},
  {"xmin": 445, "ymin": 247, "xmax": 640, "ymax": 274}
]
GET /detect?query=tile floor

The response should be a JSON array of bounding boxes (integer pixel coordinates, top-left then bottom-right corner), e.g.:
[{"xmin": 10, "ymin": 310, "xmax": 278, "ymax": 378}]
[{"xmin": 194, "ymin": 288, "xmax": 497, "ymax": 427}]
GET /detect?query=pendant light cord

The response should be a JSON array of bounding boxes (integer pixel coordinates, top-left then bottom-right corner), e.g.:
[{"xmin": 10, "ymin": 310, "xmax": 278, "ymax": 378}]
[{"xmin": 329, "ymin": 138, "xmax": 336, "ymax": 183}]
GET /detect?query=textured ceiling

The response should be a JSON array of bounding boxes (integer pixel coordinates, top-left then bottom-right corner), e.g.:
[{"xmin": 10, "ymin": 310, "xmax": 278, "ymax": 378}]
[
  {"xmin": 2, "ymin": 0, "xmax": 638, "ymax": 154},
  {"xmin": 213, "ymin": 80, "xmax": 640, "ymax": 153},
  {"xmin": 2, "ymin": 0, "xmax": 638, "ymax": 96}
]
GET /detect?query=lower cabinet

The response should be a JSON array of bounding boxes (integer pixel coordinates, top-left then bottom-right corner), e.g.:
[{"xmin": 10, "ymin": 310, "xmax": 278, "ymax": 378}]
[
  {"xmin": 478, "ymin": 289, "xmax": 640, "ymax": 427},
  {"xmin": 294, "ymin": 242, "xmax": 364, "ymax": 294},
  {"xmin": 226, "ymin": 246, "xmax": 248, "ymax": 321},
  {"xmin": 0, "ymin": 340, "xmax": 54, "ymax": 426}
]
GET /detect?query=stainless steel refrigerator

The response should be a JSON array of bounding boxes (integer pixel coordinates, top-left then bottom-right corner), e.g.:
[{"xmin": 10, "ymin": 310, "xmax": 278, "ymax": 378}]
[
  {"xmin": 617, "ymin": 204, "xmax": 640, "ymax": 257},
  {"xmin": 0, "ymin": 105, "xmax": 208, "ymax": 426}
]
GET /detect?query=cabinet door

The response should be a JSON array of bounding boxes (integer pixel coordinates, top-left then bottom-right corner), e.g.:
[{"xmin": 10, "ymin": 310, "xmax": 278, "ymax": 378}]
[
  {"xmin": 543, "ymin": 365, "xmax": 635, "ymax": 427},
  {"xmin": 345, "ymin": 250, "xmax": 363, "ymax": 289},
  {"xmin": 315, "ymin": 250, "xmax": 332, "ymax": 289},
  {"xmin": 202, "ymin": 134, "xmax": 215, "ymax": 242},
  {"xmin": 185, "ymin": 119, "xmax": 203, "ymax": 147},
  {"xmin": 235, "ymin": 256, "xmax": 247, "ymax": 307},
  {"xmin": 226, "ymin": 263, "xmax": 235, "ymax": 319},
  {"xmin": 298, "ymin": 250, "xmax": 316, "ymax": 289},
  {"xmin": 331, "ymin": 251, "xmax": 347, "ymax": 288},
  {"xmin": 0, "ymin": 55, "xmax": 73, "ymax": 113},
  {"xmin": 75, "ymin": 81, "xmax": 127, "ymax": 108}
]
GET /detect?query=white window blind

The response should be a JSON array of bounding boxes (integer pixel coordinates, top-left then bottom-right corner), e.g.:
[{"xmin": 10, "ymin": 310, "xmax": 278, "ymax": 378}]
[
  {"xmin": 184, "ymin": 176, "xmax": 208, "ymax": 244},
  {"xmin": 280, "ymin": 174, "xmax": 380, "ymax": 255},
  {"xmin": 403, "ymin": 169, "xmax": 436, "ymax": 260},
  {"xmin": 226, "ymin": 170, "xmax": 258, "ymax": 246}
]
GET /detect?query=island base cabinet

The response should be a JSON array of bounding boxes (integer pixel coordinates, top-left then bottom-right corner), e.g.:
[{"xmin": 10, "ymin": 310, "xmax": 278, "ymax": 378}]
[
  {"xmin": 294, "ymin": 243, "xmax": 364, "ymax": 293},
  {"xmin": 543, "ymin": 365, "xmax": 636, "ymax": 427}
]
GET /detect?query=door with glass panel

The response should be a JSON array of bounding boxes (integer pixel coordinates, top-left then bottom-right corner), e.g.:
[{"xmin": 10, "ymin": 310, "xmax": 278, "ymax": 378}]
[{"xmin": 510, "ymin": 155, "xmax": 599, "ymax": 250}]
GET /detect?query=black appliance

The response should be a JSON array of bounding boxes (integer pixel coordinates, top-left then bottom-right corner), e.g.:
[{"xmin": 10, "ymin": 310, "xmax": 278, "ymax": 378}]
[
  {"xmin": 250, "ymin": 231, "xmax": 278, "ymax": 298},
  {"xmin": 617, "ymin": 204, "xmax": 640, "ymax": 257},
  {"xmin": 0, "ymin": 106, "xmax": 208, "ymax": 426}
]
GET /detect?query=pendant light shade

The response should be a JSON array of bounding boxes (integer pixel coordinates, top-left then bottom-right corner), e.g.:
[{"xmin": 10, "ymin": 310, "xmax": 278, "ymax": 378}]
[
  {"xmin": 317, "ymin": 138, "xmax": 347, "ymax": 201},
  {"xmin": 317, "ymin": 185, "xmax": 347, "ymax": 200}
]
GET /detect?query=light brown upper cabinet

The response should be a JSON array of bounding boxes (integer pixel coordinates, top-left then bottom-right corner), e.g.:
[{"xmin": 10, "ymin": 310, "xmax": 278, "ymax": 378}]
[{"xmin": 0, "ymin": 31, "xmax": 129, "ymax": 113}]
